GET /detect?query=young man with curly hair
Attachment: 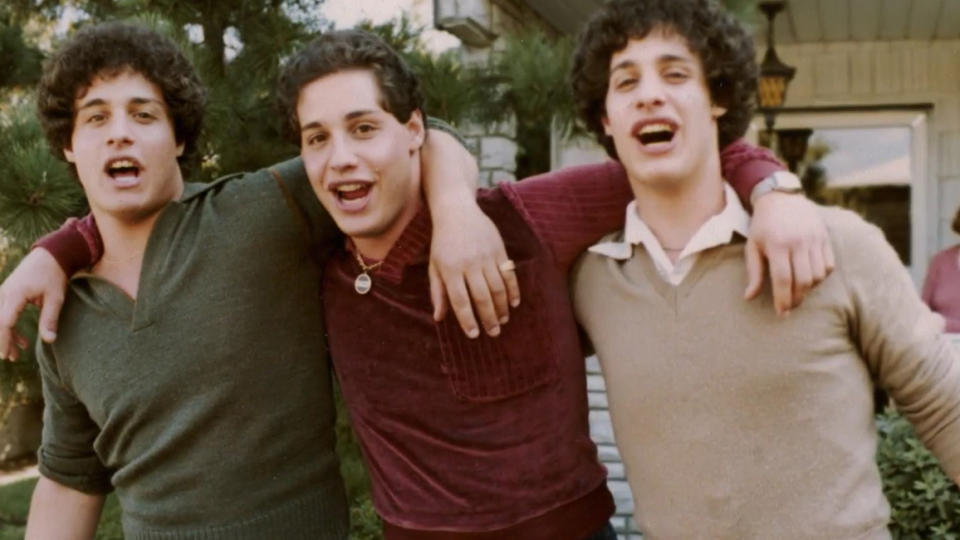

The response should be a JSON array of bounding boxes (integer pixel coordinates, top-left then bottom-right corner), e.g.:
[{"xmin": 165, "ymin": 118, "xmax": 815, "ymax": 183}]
[
  {"xmin": 17, "ymin": 21, "xmax": 506, "ymax": 539},
  {"xmin": 569, "ymin": 1, "xmax": 960, "ymax": 537}
]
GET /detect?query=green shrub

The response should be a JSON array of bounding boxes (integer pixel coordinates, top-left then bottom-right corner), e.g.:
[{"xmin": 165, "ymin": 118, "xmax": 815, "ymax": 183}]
[{"xmin": 877, "ymin": 409, "xmax": 960, "ymax": 539}]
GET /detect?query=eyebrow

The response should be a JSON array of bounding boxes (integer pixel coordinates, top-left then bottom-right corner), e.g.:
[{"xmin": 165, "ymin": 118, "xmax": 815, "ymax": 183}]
[
  {"xmin": 77, "ymin": 96, "xmax": 163, "ymax": 111},
  {"xmin": 300, "ymin": 120, "xmax": 324, "ymax": 132},
  {"xmin": 300, "ymin": 109, "xmax": 379, "ymax": 132},
  {"xmin": 345, "ymin": 109, "xmax": 377, "ymax": 120},
  {"xmin": 610, "ymin": 54, "xmax": 694, "ymax": 73}
]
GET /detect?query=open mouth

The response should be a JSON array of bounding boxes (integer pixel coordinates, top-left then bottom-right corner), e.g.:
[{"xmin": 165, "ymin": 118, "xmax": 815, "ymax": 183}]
[
  {"xmin": 104, "ymin": 158, "xmax": 142, "ymax": 183},
  {"xmin": 329, "ymin": 181, "xmax": 374, "ymax": 211},
  {"xmin": 635, "ymin": 122, "xmax": 677, "ymax": 146},
  {"xmin": 333, "ymin": 182, "xmax": 372, "ymax": 202}
]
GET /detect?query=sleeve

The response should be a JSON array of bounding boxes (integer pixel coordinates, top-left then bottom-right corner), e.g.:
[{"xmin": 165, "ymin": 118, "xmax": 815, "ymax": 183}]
[
  {"xmin": 264, "ymin": 157, "xmax": 341, "ymax": 257},
  {"xmin": 720, "ymin": 138, "xmax": 787, "ymax": 209},
  {"xmin": 425, "ymin": 116, "xmax": 468, "ymax": 147},
  {"xmin": 35, "ymin": 341, "xmax": 113, "ymax": 494},
  {"xmin": 834, "ymin": 211, "xmax": 960, "ymax": 479},
  {"xmin": 32, "ymin": 215, "xmax": 102, "ymax": 275},
  {"xmin": 946, "ymin": 318, "xmax": 960, "ymax": 333},
  {"xmin": 500, "ymin": 161, "xmax": 632, "ymax": 272},
  {"xmin": 921, "ymin": 252, "xmax": 942, "ymax": 307}
]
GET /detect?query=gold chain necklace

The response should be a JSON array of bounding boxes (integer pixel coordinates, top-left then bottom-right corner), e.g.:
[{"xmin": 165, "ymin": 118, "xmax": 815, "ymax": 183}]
[{"xmin": 353, "ymin": 252, "xmax": 384, "ymax": 295}]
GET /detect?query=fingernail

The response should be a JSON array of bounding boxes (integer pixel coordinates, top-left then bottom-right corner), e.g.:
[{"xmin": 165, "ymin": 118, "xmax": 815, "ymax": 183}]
[
  {"xmin": 499, "ymin": 316, "xmax": 509, "ymax": 324},
  {"xmin": 467, "ymin": 328, "xmax": 480, "ymax": 339},
  {"xmin": 42, "ymin": 329, "xmax": 56, "ymax": 342},
  {"xmin": 511, "ymin": 298, "xmax": 520, "ymax": 307},
  {"xmin": 487, "ymin": 326, "xmax": 501, "ymax": 337}
]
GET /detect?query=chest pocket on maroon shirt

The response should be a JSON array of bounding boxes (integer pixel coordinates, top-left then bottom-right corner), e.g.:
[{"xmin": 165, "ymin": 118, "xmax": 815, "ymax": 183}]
[{"xmin": 434, "ymin": 259, "xmax": 559, "ymax": 402}]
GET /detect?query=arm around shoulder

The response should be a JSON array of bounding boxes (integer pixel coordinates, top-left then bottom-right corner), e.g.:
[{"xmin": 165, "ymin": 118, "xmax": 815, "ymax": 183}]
[{"xmin": 420, "ymin": 123, "xmax": 521, "ymax": 338}]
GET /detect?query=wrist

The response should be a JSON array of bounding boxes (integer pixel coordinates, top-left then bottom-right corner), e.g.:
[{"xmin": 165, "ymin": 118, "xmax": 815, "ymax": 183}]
[
  {"xmin": 429, "ymin": 191, "xmax": 480, "ymax": 225},
  {"xmin": 750, "ymin": 171, "xmax": 803, "ymax": 206}
]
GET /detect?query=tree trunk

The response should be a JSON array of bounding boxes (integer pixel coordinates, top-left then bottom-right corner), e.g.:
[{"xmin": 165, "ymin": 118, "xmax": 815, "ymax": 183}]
[{"xmin": 200, "ymin": 1, "xmax": 227, "ymax": 78}]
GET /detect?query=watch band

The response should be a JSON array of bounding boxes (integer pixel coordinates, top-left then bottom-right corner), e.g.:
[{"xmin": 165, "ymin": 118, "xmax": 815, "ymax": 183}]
[{"xmin": 750, "ymin": 171, "xmax": 803, "ymax": 206}]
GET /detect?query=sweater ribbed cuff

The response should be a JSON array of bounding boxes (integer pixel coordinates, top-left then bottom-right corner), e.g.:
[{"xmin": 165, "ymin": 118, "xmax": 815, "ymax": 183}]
[{"xmin": 32, "ymin": 215, "xmax": 101, "ymax": 275}]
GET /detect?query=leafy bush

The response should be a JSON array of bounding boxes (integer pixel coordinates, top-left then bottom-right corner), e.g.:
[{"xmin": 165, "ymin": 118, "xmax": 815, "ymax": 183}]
[
  {"xmin": 877, "ymin": 409, "xmax": 960, "ymax": 539},
  {"xmin": 0, "ymin": 101, "xmax": 86, "ymax": 412}
]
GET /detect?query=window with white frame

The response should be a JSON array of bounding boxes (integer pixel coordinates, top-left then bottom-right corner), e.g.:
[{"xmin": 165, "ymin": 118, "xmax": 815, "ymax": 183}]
[{"xmin": 749, "ymin": 110, "xmax": 929, "ymax": 284}]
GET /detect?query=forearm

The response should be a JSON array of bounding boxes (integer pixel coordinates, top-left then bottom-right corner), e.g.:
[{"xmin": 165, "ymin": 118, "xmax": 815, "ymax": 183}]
[{"xmin": 26, "ymin": 477, "xmax": 104, "ymax": 540}]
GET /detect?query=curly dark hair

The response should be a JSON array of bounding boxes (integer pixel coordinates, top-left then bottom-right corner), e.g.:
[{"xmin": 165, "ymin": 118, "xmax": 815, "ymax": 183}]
[
  {"xmin": 276, "ymin": 29, "xmax": 424, "ymax": 144},
  {"xmin": 953, "ymin": 205, "xmax": 960, "ymax": 236},
  {"xmin": 37, "ymin": 22, "xmax": 206, "ymax": 168},
  {"xmin": 570, "ymin": 0, "xmax": 757, "ymax": 159}
]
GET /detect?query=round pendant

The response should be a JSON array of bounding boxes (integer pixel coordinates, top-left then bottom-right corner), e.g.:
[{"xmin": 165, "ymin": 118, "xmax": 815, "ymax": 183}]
[{"xmin": 354, "ymin": 272, "xmax": 373, "ymax": 295}]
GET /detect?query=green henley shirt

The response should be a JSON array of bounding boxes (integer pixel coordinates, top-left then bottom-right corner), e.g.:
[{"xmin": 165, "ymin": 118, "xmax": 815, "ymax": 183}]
[{"xmin": 36, "ymin": 157, "xmax": 349, "ymax": 539}]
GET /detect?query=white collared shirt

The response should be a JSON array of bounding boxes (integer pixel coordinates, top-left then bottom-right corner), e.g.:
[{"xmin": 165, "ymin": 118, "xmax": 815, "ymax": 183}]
[{"xmin": 589, "ymin": 184, "xmax": 750, "ymax": 285}]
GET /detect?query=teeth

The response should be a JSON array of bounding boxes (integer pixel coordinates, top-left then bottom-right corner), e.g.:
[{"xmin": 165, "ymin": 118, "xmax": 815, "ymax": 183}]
[
  {"xmin": 639, "ymin": 123, "xmax": 674, "ymax": 135},
  {"xmin": 108, "ymin": 159, "xmax": 136, "ymax": 170},
  {"xmin": 336, "ymin": 183, "xmax": 366, "ymax": 193}
]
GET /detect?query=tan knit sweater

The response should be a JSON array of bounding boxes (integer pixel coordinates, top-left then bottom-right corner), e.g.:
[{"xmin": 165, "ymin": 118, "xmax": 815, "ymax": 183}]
[{"xmin": 572, "ymin": 207, "xmax": 960, "ymax": 540}]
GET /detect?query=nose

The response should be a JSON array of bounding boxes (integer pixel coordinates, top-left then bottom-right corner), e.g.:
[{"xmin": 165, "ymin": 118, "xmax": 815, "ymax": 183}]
[
  {"xmin": 106, "ymin": 115, "xmax": 134, "ymax": 147},
  {"xmin": 329, "ymin": 133, "xmax": 358, "ymax": 173},
  {"xmin": 634, "ymin": 74, "xmax": 667, "ymax": 110}
]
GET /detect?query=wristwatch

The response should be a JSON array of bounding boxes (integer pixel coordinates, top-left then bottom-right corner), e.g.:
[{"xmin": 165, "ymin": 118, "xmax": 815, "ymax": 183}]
[{"xmin": 750, "ymin": 171, "xmax": 803, "ymax": 206}]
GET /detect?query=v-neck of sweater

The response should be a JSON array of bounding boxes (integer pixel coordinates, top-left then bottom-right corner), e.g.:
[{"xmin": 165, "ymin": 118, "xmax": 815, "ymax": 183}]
[
  {"xmin": 621, "ymin": 242, "xmax": 741, "ymax": 312},
  {"xmin": 75, "ymin": 206, "xmax": 175, "ymax": 331},
  {"xmin": 71, "ymin": 184, "xmax": 208, "ymax": 330}
]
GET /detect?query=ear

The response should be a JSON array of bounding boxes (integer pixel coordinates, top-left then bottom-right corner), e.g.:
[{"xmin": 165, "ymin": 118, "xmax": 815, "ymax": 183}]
[
  {"xmin": 63, "ymin": 147, "xmax": 76, "ymax": 163},
  {"xmin": 711, "ymin": 104, "xmax": 727, "ymax": 119},
  {"xmin": 407, "ymin": 109, "xmax": 425, "ymax": 152},
  {"xmin": 602, "ymin": 114, "xmax": 612, "ymax": 136}
]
